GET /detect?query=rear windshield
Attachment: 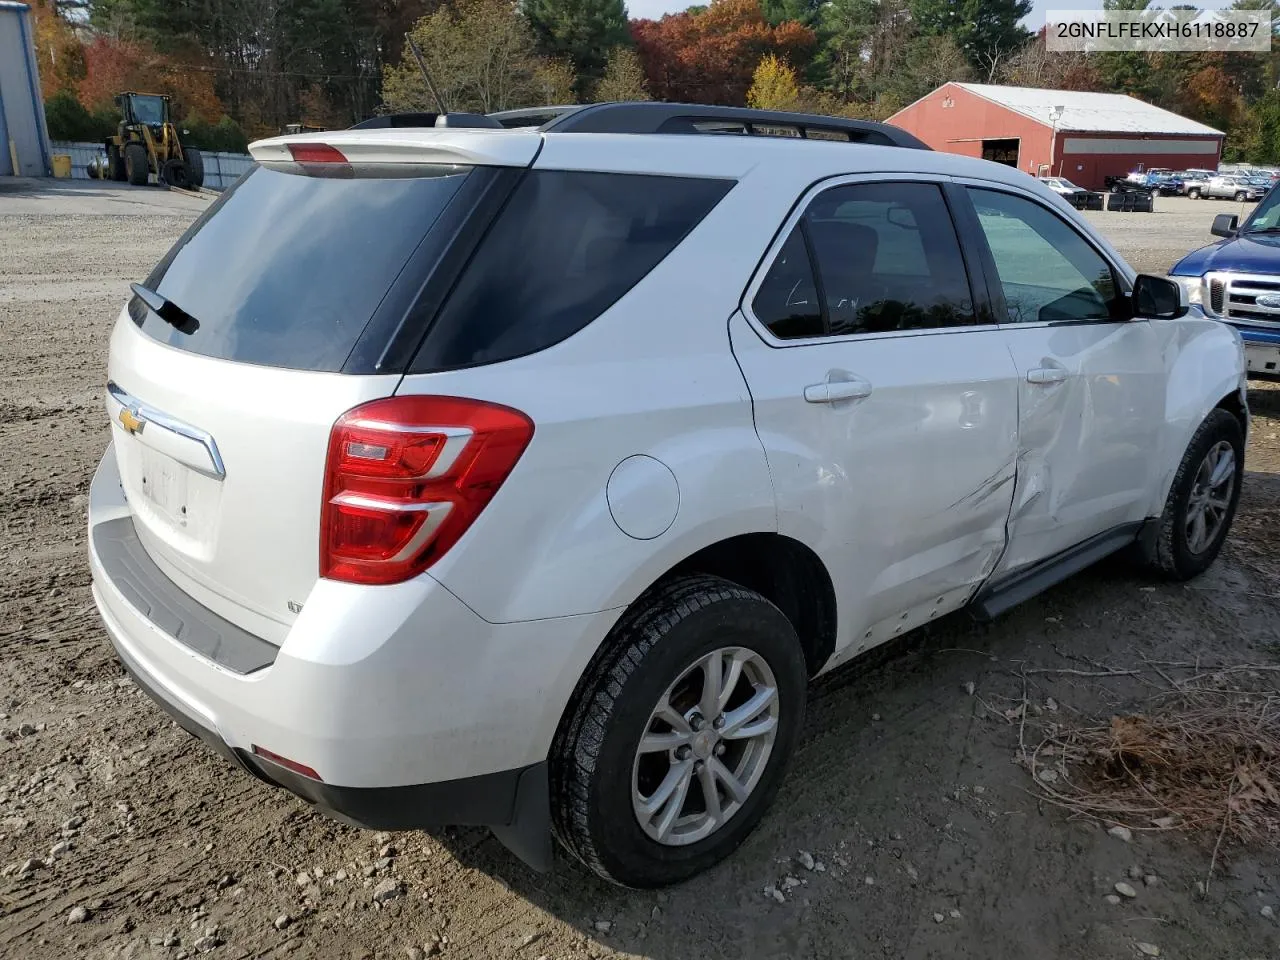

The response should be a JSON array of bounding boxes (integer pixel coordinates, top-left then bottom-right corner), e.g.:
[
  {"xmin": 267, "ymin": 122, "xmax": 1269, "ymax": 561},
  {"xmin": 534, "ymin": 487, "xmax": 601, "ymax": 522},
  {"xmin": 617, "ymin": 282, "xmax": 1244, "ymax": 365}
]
[
  {"xmin": 133, "ymin": 162, "xmax": 471, "ymax": 371},
  {"xmin": 410, "ymin": 170, "xmax": 734, "ymax": 371}
]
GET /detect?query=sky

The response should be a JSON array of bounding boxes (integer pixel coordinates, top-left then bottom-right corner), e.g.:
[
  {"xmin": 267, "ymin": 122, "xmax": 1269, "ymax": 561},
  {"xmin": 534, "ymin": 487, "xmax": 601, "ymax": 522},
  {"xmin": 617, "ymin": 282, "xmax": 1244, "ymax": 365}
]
[{"xmin": 624, "ymin": 0, "xmax": 1238, "ymax": 28}]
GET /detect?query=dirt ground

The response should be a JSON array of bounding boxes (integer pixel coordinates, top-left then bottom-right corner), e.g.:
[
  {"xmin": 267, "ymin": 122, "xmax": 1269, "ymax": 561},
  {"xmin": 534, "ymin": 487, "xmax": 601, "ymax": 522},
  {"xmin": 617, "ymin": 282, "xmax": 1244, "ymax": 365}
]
[{"xmin": 1, "ymin": 178, "xmax": 1278, "ymax": 960}]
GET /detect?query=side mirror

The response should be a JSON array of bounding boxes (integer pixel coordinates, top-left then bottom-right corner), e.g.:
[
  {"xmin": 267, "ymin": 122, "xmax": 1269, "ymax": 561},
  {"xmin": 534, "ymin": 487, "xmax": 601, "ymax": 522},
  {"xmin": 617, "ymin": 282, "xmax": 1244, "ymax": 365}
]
[
  {"xmin": 1133, "ymin": 274, "xmax": 1188, "ymax": 320},
  {"xmin": 1211, "ymin": 213, "xmax": 1239, "ymax": 238}
]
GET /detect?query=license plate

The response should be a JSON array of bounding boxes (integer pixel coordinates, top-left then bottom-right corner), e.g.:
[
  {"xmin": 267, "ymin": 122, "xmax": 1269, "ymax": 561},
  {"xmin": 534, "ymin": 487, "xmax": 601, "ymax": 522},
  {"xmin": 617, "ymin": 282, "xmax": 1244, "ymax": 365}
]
[{"xmin": 138, "ymin": 446, "xmax": 191, "ymax": 524}]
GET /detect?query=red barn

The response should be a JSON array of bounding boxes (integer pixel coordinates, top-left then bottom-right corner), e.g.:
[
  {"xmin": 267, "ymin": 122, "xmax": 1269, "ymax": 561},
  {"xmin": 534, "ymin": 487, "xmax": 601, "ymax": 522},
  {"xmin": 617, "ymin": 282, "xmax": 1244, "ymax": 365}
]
[{"xmin": 887, "ymin": 82, "xmax": 1224, "ymax": 191}]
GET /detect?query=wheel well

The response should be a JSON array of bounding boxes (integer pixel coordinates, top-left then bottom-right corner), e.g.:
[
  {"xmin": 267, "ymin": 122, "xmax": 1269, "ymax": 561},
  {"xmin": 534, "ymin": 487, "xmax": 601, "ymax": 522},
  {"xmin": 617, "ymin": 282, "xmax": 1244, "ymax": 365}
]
[
  {"xmin": 667, "ymin": 533, "xmax": 837, "ymax": 677},
  {"xmin": 1216, "ymin": 390, "xmax": 1248, "ymax": 435}
]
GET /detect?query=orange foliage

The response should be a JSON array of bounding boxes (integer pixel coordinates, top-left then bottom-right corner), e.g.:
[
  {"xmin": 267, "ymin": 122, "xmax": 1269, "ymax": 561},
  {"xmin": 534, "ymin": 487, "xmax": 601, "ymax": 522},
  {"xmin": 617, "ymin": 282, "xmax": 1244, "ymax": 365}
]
[
  {"xmin": 1177, "ymin": 65, "xmax": 1241, "ymax": 133},
  {"xmin": 632, "ymin": 0, "xmax": 816, "ymax": 105},
  {"xmin": 28, "ymin": 0, "xmax": 86, "ymax": 99},
  {"xmin": 79, "ymin": 37, "xmax": 225, "ymax": 123}
]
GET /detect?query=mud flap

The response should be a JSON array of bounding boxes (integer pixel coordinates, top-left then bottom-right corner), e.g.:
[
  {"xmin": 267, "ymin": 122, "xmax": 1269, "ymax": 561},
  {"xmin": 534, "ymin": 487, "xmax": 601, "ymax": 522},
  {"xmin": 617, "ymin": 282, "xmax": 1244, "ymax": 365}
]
[{"xmin": 491, "ymin": 762, "xmax": 553, "ymax": 872}]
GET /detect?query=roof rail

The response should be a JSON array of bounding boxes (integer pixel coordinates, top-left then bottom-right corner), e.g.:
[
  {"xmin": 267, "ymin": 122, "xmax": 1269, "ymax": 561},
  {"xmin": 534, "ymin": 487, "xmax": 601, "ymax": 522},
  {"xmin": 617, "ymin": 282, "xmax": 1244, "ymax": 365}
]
[
  {"xmin": 487, "ymin": 105, "xmax": 584, "ymax": 129},
  {"xmin": 502, "ymin": 102, "xmax": 929, "ymax": 150},
  {"xmin": 349, "ymin": 112, "xmax": 504, "ymax": 130}
]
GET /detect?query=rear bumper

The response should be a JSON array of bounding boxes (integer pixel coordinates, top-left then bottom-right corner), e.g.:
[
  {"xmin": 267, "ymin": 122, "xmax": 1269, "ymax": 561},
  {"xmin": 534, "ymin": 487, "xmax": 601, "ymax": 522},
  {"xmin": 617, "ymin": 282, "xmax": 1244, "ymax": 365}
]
[{"xmin": 88, "ymin": 445, "xmax": 615, "ymax": 857}]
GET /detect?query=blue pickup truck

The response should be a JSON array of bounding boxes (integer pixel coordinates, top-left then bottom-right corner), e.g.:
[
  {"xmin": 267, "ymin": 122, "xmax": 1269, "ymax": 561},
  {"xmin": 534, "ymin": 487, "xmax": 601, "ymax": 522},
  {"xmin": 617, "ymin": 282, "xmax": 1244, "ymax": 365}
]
[{"xmin": 1169, "ymin": 186, "xmax": 1280, "ymax": 377}]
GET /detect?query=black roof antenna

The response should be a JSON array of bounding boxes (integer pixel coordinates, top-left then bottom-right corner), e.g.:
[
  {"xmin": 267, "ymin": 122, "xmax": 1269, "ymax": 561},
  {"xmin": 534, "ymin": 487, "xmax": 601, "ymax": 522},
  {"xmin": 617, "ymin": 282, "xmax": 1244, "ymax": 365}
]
[{"xmin": 406, "ymin": 36, "xmax": 447, "ymax": 114}]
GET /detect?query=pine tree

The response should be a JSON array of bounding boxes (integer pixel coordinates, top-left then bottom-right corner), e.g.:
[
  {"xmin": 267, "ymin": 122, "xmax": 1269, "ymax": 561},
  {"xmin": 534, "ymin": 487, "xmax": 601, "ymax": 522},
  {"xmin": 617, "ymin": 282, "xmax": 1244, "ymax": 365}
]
[
  {"xmin": 909, "ymin": 0, "xmax": 1031, "ymax": 78},
  {"xmin": 524, "ymin": 0, "xmax": 630, "ymax": 94}
]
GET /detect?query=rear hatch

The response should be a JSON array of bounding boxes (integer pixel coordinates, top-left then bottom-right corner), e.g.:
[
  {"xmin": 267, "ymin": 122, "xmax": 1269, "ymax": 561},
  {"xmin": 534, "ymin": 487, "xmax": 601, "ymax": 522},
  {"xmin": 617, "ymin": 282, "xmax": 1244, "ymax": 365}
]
[{"xmin": 105, "ymin": 132, "xmax": 539, "ymax": 642}]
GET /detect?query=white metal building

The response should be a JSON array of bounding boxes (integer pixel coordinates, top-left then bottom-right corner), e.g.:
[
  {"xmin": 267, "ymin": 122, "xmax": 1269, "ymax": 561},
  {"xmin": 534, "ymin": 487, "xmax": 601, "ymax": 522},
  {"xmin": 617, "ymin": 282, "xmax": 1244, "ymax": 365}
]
[{"xmin": 0, "ymin": 1, "xmax": 52, "ymax": 177}]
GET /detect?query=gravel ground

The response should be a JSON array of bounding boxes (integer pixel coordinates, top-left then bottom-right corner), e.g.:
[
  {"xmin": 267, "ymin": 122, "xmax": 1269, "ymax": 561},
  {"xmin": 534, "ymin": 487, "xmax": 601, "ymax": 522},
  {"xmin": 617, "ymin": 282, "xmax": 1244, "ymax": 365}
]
[{"xmin": 1, "ymin": 178, "xmax": 1279, "ymax": 960}]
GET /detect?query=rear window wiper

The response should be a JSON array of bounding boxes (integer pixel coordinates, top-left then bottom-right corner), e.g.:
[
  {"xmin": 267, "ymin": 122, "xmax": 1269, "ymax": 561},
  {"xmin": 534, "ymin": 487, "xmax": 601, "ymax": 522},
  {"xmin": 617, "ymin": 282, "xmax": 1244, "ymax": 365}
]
[{"xmin": 130, "ymin": 283, "xmax": 201, "ymax": 335}]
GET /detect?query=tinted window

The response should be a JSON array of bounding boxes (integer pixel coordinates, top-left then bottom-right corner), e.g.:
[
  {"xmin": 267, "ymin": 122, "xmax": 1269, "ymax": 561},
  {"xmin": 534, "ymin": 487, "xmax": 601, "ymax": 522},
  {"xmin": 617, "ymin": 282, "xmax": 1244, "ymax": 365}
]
[
  {"xmin": 411, "ymin": 171, "xmax": 732, "ymax": 371},
  {"xmin": 969, "ymin": 188, "xmax": 1123, "ymax": 324},
  {"xmin": 752, "ymin": 227, "xmax": 822, "ymax": 339},
  {"xmin": 135, "ymin": 163, "xmax": 471, "ymax": 371},
  {"xmin": 802, "ymin": 182, "xmax": 975, "ymax": 336}
]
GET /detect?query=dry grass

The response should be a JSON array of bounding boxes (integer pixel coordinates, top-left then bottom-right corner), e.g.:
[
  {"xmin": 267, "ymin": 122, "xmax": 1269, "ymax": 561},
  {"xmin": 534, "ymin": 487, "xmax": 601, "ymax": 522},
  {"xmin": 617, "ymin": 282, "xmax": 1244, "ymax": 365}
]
[{"xmin": 1023, "ymin": 667, "xmax": 1280, "ymax": 882}]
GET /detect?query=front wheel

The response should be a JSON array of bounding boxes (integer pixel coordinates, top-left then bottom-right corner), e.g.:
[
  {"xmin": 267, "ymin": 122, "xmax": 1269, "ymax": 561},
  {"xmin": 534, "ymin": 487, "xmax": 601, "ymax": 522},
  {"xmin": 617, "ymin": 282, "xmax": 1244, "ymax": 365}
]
[
  {"xmin": 1236, "ymin": 191, "xmax": 1248, "ymax": 202},
  {"xmin": 1146, "ymin": 409, "xmax": 1244, "ymax": 580},
  {"xmin": 551, "ymin": 575, "xmax": 807, "ymax": 887},
  {"xmin": 1188, "ymin": 188, "xmax": 1201, "ymax": 199},
  {"xmin": 124, "ymin": 143, "xmax": 149, "ymax": 186}
]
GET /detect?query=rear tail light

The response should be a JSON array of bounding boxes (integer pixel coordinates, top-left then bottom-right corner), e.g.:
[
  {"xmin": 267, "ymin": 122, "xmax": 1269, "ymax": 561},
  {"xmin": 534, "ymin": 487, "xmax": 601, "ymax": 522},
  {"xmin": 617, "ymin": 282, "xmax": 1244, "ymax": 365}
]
[
  {"xmin": 320, "ymin": 396, "xmax": 534, "ymax": 585},
  {"xmin": 287, "ymin": 143, "xmax": 348, "ymax": 164}
]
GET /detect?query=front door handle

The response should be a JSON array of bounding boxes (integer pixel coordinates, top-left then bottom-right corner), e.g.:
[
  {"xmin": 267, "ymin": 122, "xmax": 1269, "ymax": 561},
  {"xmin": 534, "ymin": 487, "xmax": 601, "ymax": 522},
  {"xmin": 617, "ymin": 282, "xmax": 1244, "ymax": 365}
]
[
  {"xmin": 804, "ymin": 379, "xmax": 873, "ymax": 403},
  {"xmin": 1027, "ymin": 366, "xmax": 1068, "ymax": 385}
]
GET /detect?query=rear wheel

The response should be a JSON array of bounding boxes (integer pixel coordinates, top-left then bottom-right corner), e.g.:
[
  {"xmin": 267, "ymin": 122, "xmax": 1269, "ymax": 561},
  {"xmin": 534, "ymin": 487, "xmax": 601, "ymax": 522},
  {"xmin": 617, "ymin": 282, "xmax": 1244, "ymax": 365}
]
[
  {"xmin": 1146, "ymin": 409, "xmax": 1244, "ymax": 580},
  {"xmin": 551, "ymin": 575, "xmax": 807, "ymax": 887},
  {"xmin": 160, "ymin": 159, "xmax": 190, "ymax": 189},
  {"xmin": 124, "ymin": 143, "xmax": 149, "ymax": 186},
  {"xmin": 184, "ymin": 147, "xmax": 205, "ymax": 189}
]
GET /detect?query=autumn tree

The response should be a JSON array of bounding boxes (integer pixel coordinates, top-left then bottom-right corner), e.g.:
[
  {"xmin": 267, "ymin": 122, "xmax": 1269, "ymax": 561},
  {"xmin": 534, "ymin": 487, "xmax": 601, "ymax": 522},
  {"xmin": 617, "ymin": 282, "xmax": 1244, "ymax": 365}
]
[
  {"xmin": 632, "ymin": 0, "xmax": 816, "ymax": 105},
  {"xmin": 747, "ymin": 55, "xmax": 800, "ymax": 110},
  {"xmin": 524, "ymin": 0, "xmax": 629, "ymax": 94},
  {"xmin": 383, "ymin": 0, "xmax": 572, "ymax": 114},
  {"xmin": 593, "ymin": 46, "xmax": 651, "ymax": 101},
  {"xmin": 78, "ymin": 36, "xmax": 225, "ymax": 123},
  {"xmin": 29, "ymin": 0, "xmax": 86, "ymax": 99}
]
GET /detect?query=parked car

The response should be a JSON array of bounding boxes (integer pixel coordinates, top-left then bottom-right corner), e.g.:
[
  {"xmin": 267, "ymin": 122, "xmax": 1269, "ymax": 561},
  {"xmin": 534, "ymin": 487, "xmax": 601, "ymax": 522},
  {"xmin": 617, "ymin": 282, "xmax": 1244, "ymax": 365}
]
[
  {"xmin": 1170, "ymin": 180, "xmax": 1280, "ymax": 376},
  {"xmin": 89, "ymin": 102, "xmax": 1249, "ymax": 888},
  {"xmin": 1037, "ymin": 176, "xmax": 1079, "ymax": 195},
  {"xmin": 1105, "ymin": 173, "xmax": 1157, "ymax": 194},
  {"xmin": 1191, "ymin": 176, "xmax": 1265, "ymax": 202},
  {"xmin": 1178, "ymin": 170, "xmax": 1211, "ymax": 195}
]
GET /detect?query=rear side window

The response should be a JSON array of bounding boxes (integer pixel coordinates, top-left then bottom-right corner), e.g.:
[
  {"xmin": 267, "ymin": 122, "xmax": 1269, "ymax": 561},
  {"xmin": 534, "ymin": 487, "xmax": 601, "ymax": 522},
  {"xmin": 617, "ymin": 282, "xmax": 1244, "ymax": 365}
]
[
  {"xmin": 134, "ymin": 163, "xmax": 472, "ymax": 372},
  {"xmin": 410, "ymin": 171, "xmax": 733, "ymax": 371}
]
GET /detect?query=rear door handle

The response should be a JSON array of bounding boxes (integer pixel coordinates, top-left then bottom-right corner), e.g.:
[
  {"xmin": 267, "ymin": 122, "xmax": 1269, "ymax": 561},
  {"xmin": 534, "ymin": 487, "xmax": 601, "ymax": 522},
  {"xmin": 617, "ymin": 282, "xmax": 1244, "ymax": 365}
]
[
  {"xmin": 804, "ymin": 379, "xmax": 873, "ymax": 403},
  {"xmin": 1027, "ymin": 367, "xmax": 1068, "ymax": 385}
]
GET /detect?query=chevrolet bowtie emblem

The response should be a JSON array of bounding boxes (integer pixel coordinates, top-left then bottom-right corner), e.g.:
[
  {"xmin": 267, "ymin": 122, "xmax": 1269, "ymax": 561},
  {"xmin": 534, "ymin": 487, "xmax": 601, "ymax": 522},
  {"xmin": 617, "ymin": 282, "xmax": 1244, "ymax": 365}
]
[{"xmin": 118, "ymin": 406, "xmax": 146, "ymax": 436}]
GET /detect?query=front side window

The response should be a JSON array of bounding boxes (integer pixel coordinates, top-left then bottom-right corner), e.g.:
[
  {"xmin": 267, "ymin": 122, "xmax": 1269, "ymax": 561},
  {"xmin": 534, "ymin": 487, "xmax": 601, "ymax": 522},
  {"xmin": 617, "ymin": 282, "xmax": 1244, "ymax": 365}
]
[
  {"xmin": 969, "ymin": 188, "xmax": 1124, "ymax": 325},
  {"xmin": 751, "ymin": 181, "xmax": 975, "ymax": 339}
]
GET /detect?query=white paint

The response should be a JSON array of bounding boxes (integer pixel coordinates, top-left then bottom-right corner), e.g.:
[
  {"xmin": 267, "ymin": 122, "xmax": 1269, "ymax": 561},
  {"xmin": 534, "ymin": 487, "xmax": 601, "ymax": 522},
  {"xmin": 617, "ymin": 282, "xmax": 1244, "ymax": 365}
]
[{"xmin": 607, "ymin": 456, "xmax": 680, "ymax": 540}]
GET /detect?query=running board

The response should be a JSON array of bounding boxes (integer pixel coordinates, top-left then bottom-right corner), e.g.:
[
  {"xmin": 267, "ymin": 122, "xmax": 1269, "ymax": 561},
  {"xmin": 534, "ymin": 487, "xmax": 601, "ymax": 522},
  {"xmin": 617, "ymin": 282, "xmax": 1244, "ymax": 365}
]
[{"xmin": 969, "ymin": 522, "xmax": 1146, "ymax": 622}]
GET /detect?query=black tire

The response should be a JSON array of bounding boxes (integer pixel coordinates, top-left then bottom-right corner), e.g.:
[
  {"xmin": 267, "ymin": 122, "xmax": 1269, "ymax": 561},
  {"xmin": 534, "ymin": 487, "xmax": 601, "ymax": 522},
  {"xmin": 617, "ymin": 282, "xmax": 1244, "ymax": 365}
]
[
  {"xmin": 107, "ymin": 144, "xmax": 126, "ymax": 182},
  {"xmin": 1235, "ymin": 191, "xmax": 1248, "ymax": 202},
  {"xmin": 184, "ymin": 147, "xmax": 205, "ymax": 189},
  {"xmin": 161, "ymin": 158, "xmax": 190, "ymax": 189},
  {"xmin": 551, "ymin": 574, "xmax": 807, "ymax": 887},
  {"xmin": 1147, "ymin": 408, "xmax": 1244, "ymax": 580},
  {"xmin": 1188, "ymin": 188, "xmax": 1201, "ymax": 199},
  {"xmin": 124, "ymin": 143, "xmax": 149, "ymax": 186}
]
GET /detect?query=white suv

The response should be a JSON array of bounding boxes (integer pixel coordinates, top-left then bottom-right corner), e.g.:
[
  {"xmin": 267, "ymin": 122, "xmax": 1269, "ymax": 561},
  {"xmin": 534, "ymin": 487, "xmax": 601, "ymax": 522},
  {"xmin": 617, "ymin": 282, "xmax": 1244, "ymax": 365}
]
[{"xmin": 89, "ymin": 103, "xmax": 1248, "ymax": 888}]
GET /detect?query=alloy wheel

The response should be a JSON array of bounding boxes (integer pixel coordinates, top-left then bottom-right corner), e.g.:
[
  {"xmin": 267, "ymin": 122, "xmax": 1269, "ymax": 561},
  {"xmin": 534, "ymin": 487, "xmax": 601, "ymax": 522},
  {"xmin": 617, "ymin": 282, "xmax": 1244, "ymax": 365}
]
[
  {"xmin": 1185, "ymin": 440, "xmax": 1236, "ymax": 554},
  {"xmin": 631, "ymin": 647, "xmax": 780, "ymax": 846}
]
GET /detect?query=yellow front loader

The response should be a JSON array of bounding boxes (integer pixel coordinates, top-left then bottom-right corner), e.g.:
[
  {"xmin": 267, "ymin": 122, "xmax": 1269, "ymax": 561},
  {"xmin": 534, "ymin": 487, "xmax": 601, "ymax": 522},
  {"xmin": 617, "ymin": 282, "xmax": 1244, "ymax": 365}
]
[{"xmin": 104, "ymin": 93, "xmax": 204, "ymax": 189}]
